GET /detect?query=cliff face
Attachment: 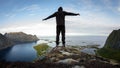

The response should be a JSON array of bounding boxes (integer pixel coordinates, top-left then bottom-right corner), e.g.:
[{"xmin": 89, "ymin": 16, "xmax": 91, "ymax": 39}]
[
  {"xmin": 0, "ymin": 33, "xmax": 13, "ymax": 50},
  {"xmin": 4, "ymin": 32, "xmax": 39, "ymax": 44},
  {"xmin": 97, "ymin": 29, "xmax": 120, "ymax": 62},
  {"xmin": 104, "ymin": 29, "xmax": 120, "ymax": 49}
]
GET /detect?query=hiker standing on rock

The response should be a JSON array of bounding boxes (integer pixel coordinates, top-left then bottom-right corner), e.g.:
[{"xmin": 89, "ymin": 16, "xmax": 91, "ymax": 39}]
[{"xmin": 43, "ymin": 7, "xmax": 80, "ymax": 47}]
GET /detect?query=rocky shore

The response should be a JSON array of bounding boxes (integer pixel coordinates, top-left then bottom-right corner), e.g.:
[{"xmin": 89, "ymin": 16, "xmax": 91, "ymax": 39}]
[
  {"xmin": 0, "ymin": 61, "xmax": 119, "ymax": 68},
  {"xmin": 0, "ymin": 45, "xmax": 119, "ymax": 68},
  {"xmin": 35, "ymin": 45, "xmax": 120, "ymax": 68}
]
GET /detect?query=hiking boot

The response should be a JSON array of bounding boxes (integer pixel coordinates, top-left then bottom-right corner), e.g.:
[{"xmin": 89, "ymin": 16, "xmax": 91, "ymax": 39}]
[
  {"xmin": 56, "ymin": 45, "xmax": 58, "ymax": 47},
  {"xmin": 63, "ymin": 44, "xmax": 65, "ymax": 47}
]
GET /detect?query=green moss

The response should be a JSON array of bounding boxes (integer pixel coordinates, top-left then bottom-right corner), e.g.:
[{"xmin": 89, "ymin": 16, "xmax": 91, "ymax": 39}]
[
  {"xmin": 34, "ymin": 43, "xmax": 49, "ymax": 57},
  {"xmin": 97, "ymin": 47, "xmax": 120, "ymax": 62}
]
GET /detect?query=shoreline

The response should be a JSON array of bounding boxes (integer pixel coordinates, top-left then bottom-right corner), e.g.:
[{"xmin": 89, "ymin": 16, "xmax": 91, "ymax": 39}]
[
  {"xmin": 0, "ymin": 45, "xmax": 119, "ymax": 68},
  {"xmin": 0, "ymin": 41, "xmax": 38, "ymax": 51}
]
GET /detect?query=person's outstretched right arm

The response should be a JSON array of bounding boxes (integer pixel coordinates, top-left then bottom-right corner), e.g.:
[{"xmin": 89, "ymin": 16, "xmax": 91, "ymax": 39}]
[
  {"xmin": 65, "ymin": 11, "xmax": 80, "ymax": 16},
  {"xmin": 43, "ymin": 13, "xmax": 56, "ymax": 21}
]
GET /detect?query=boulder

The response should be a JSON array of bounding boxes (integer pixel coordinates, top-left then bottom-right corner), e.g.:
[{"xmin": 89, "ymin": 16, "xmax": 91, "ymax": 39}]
[{"xmin": 57, "ymin": 58, "xmax": 79, "ymax": 64}]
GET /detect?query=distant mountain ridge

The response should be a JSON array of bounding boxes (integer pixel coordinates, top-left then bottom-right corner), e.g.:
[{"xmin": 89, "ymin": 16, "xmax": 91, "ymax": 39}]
[
  {"xmin": 4, "ymin": 32, "xmax": 39, "ymax": 44},
  {"xmin": 0, "ymin": 32, "xmax": 39, "ymax": 50}
]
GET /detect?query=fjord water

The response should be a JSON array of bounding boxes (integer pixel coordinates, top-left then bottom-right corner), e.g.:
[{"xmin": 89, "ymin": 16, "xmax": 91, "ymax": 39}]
[
  {"xmin": 0, "ymin": 43, "xmax": 37, "ymax": 62},
  {"xmin": 0, "ymin": 36, "xmax": 107, "ymax": 62}
]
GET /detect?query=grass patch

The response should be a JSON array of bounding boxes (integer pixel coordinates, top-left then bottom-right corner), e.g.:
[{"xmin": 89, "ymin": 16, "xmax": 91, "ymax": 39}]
[
  {"xmin": 97, "ymin": 47, "xmax": 120, "ymax": 62},
  {"xmin": 34, "ymin": 43, "xmax": 49, "ymax": 57}
]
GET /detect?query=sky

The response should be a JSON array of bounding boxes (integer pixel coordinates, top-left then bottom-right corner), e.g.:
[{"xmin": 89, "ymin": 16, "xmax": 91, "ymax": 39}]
[{"xmin": 0, "ymin": 0, "xmax": 120, "ymax": 36}]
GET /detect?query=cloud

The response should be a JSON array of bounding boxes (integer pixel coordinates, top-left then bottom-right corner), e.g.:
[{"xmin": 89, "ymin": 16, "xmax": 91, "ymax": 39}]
[
  {"xmin": 1, "ymin": 0, "xmax": 120, "ymax": 36},
  {"xmin": 117, "ymin": 7, "xmax": 120, "ymax": 12},
  {"xmin": 5, "ymin": 13, "xmax": 16, "ymax": 18},
  {"xmin": 80, "ymin": 0, "xmax": 93, "ymax": 7},
  {"xmin": 0, "ymin": 19, "xmax": 57, "ymax": 36},
  {"xmin": 64, "ymin": 6, "xmax": 120, "ymax": 36},
  {"xmin": 75, "ymin": 0, "xmax": 120, "ymax": 15},
  {"xmin": 29, "ymin": 13, "xmax": 36, "ymax": 16},
  {"xmin": 102, "ymin": 0, "xmax": 112, "ymax": 7},
  {"xmin": 17, "ymin": 4, "xmax": 40, "ymax": 12},
  {"xmin": 4, "ymin": 4, "xmax": 40, "ymax": 19},
  {"xmin": 0, "ymin": 22, "xmax": 56, "ymax": 36},
  {"xmin": 100, "ymin": 0, "xmax": 120, "ymax": 14}
]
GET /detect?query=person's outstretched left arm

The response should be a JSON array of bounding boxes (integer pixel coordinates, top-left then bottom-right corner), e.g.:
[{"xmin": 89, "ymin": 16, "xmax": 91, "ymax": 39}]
[
  {"xmin": 65, "ymin": 11, "xmax": 80, "ymax": 16},
  {"xmin": 43, "ymin": 13, "xmax": 56, "ymax": 21}
]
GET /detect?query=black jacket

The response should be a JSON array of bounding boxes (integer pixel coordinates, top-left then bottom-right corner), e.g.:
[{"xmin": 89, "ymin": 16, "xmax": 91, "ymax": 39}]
[{"xmin": 44, "ymin": 11, "xmax": 79, "ymax": 25}]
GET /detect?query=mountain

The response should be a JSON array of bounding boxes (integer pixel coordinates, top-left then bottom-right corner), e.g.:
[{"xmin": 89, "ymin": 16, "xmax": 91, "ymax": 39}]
[
  {"xmin": 0, "ymin": 33, "xmax": 13, "ymax": 50},
  {"xmin": 104, "ymin": 29, "xmax": 120, "ymax": 49},
  {"xmin": 4, "ymin": 32, "xmax": 39, "ymax": 44},
  {"xmin": 97, "ymin": 29, "xmax": 120, "ymax": 62}
]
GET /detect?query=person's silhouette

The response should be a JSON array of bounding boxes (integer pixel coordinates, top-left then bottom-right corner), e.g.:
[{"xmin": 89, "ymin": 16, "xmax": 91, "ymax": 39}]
[{"xmin": 43, "ymin": 7, "xmax": 80, "ymax": 47}]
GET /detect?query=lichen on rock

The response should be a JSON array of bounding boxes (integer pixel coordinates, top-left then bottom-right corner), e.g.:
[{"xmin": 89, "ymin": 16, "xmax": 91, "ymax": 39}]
[{"xmin": 33, "ymin": 43, "xmax": 50, "ymax": 57}]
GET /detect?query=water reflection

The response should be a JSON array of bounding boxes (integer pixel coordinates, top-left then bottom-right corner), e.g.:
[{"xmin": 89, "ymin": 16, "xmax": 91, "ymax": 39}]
[
  {"xmin": 0, "ymin": 42, "xmax": 37, "ymax": 62},
  {"xmin": 0, "ymin": 47, "xmax": 12, "ymax": 61}
]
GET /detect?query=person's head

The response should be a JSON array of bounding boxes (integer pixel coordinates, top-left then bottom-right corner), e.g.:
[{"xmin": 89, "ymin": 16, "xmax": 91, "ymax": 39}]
[{"xmin": 58, "ymin": 7, "xmax": 63, "ymax": 12}]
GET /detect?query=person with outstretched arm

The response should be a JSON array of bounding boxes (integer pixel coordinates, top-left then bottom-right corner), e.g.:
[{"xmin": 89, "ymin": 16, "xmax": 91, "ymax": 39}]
[{"xmin": 43, "ymin": 7, "xmax": 80, "ymax": 47}]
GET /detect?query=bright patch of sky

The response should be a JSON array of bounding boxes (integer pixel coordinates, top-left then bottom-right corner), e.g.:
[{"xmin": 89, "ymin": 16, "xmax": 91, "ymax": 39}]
[{"xmin": 0, "ymin": 0, "xmax": 120, "ymax": 36}]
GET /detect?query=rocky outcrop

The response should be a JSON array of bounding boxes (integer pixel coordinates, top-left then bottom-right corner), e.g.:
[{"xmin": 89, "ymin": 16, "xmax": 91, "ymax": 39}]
[
  {"xmin": 0, "ymin": 61, "xmax": 119, "ymax": 68},
  {"xmin": 33, "ymin": 45, "xmax": 119, "ymax": 68},
  {"xmin": 104, "ymin": 29, "xmax": 120, "ymax": 49},
  {"xmin": 4, "ymin": 32, "xmax": 39, "ymax": 44},
  {"xmin": 0, "ymin": 33, "xmax": 13, "ymax": 50},
  {"xmin": 34, "ymin": 46, "xmax": 109, "ymax": 64}
]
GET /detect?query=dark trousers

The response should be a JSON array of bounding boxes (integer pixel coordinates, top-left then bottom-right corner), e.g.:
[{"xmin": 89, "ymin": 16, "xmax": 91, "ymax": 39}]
[{"xmin": 56, "ymin": 25, "xmax": 65, "ymax": 45}]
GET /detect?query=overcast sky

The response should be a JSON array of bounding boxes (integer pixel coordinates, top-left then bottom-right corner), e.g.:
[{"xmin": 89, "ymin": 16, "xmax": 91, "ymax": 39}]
[{"xmin": 0, "ymin": 0, "xmax": 120, "ymax": 36}]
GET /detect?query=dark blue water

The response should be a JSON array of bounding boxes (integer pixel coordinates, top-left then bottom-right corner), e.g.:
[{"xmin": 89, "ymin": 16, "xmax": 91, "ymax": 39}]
[
  {"xmin": 0, "ymin": 36, "xmax": 107, "ymax": 62},
  {"xmin": 0, "ymin": 42, "xmax": 37, "ymax": 62}
]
